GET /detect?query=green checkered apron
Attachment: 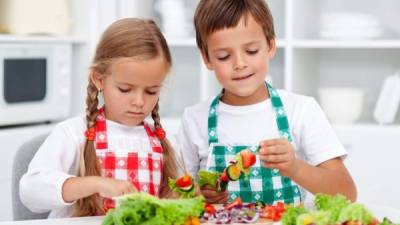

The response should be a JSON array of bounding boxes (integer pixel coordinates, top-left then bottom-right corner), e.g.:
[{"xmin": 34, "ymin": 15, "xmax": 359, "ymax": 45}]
[{"xmin": 206, "ymin": 82, "xmax": 302, "ymax": 205}]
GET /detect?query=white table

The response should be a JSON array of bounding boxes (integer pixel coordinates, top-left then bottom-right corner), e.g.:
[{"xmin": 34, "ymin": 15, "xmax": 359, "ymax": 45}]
[
  {"xmin": 1, "ymin": 204, "xmax": 399, "ymax": 225},
  {"xmin": 0, "ymin": 216, "xmax": 103, "ymax": 225}
]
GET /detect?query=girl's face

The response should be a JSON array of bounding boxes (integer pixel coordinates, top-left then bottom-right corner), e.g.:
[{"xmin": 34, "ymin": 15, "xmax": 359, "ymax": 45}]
[
  {"xmin": 91, "ymin": 57, "xmax": 169, "ymax": 126},
  {"xmin": 202, "ymin": 15, "xmax": 276, "ymax": 105}
]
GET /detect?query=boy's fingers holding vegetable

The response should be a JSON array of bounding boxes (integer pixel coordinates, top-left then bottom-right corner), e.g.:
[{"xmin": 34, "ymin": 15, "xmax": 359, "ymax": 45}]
[
  {"xmin": 200, "ymin": 185, "xmax": 228, "ymax": 204},
  {"xmin": 260, "ymin": 138, "xmax": 287, "ymax": 147},
  {"xmin": 259, "ymin": 145, "xmax": 287, "ymax": 155}
]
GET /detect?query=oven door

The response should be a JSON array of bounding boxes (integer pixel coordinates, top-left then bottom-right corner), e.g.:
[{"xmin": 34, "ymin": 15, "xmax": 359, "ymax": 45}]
[{"xmin": 0, "ymin": 43, "xmax": 71, "ymax": 126}]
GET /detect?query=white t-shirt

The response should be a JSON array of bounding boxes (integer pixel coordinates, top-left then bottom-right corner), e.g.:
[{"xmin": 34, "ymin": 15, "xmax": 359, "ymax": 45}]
[
  {"xmin": 19, "ymin": 116, "xmax": 155, "ymax": 218},
  {"xmin": 175, "ymin": 89, "xmax": 347, "ymax": 187}
]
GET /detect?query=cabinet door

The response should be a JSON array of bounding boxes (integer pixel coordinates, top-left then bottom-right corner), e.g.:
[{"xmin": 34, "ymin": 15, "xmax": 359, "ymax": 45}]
[{"xmin": 336, "ymin": 127, "xmax": 400, "ymax": 209}]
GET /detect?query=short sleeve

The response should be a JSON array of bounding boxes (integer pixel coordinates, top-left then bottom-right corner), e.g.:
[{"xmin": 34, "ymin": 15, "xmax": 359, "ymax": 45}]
[
  {"xmin": 174, "ymin": 109, "xmax": 201, "ymax": 178},
  {"xmin": 298, "ymin": 98, "xmax": 347, "ymax": 166}
]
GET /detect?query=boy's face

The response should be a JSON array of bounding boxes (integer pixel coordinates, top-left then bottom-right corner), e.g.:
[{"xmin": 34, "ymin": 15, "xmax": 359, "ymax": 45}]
[{"xmin": 202, "ymin": 15, "xmax": 276, "ymax": 104}]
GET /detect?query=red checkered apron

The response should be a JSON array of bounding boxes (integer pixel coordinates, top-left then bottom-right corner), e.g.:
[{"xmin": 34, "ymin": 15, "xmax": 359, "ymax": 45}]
[{"xmin": 93, "ymin": 108, "xmax": 163, "ymax": 211}]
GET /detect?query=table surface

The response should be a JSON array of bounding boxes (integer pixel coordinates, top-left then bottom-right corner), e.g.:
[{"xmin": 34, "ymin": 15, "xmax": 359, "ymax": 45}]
[{"xmin": 1, "ymin": 204, "xmax": 399, "ymax": 225}]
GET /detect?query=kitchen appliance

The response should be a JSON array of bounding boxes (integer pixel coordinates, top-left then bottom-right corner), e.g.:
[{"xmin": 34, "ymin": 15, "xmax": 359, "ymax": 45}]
[
  {"xmin": 0, "ymin": 43, "xmax": 72, "ymax": 126},
  {"xmin": 0, "ymin": 0, "xmax": 70, "ymax": 35}
]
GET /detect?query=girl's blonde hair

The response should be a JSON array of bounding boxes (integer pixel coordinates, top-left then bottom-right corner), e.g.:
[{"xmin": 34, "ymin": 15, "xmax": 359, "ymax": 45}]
[{"xmin": 73, "ymin": 18, "xmax": 178, "ymax": 217}]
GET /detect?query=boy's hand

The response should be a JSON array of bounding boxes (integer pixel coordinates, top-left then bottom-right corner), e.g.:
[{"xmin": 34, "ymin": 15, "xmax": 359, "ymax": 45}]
[
  {"xmin": 200, "ymin": 185, "xmax": 228, "ymax": 204},
  {"xmin": 95, "ymin": 177, "xmax": 136, "ymax": 198},
  {"xmin": 259, "ymin": 138, "xmax": 300, "ymax": 177}
]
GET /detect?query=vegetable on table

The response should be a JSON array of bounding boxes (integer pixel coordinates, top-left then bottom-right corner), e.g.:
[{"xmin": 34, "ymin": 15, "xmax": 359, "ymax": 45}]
[
  {"xmin": 101, "ymin": 192, "xmax": 204, "ymax": 225},
  {"xmin": 281, "ymin": 193, "xmax": 398, "ymax": 225}
]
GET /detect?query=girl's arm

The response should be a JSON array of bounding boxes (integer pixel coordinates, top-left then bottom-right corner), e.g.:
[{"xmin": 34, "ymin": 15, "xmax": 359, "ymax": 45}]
[
  {"xmin": 62, "ymin": 176, "xmax": 135, "ymax": 202},
  {"xmin": 19, "ymin": 120, "xmax": 82, "ymax": 213}
]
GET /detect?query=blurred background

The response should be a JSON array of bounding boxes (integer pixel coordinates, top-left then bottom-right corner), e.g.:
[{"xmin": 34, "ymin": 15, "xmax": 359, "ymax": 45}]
[{"xmin": 0, "ymin": 0, "xmax": 400, "ymax": 220}]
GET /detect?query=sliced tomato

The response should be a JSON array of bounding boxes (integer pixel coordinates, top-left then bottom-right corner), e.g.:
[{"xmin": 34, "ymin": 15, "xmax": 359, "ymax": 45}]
[
  {"xmin": 240, "ymin": 150, "xmax": 256, "ymax": 168},
  {"xmin": 369, "ymin": 218, "xmax": 380, "ymax": 225},
  {"xmin": 260, "ymin": 206, "xmax": 275, "ymax": 219},
  {"xmin": 204, "ymin": 203, "xmax": 216, "ymax": 214},
  {"xmin": 275, "ymin": 201, "xmax": 285, "ymax": 213},
  {"xmin": 176, "ymin": 174, "xmax": 193, "ymax": 189},
  {"xmin": 224, "ymin": 197, "xmax": 242, "ymax": 210},
  {"xmin": 261, "ymin": 205, "xmax": 282, "ymax": 221},
  {"xmin": 219, "ymin": 171, "xmax": 230, "ymax": 183}
]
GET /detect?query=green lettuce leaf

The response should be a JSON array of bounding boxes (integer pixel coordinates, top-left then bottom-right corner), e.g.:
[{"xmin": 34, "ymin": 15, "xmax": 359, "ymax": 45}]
[
  {"xmin": 338, "ymin": 203, "xmax": 375, "ymax": 224},
  {"xmin": 296, "ymin": 211, "xmax": 331, "ymax": 225},
  {"xmin": 198, "ymin": 170, "xmax": 219, "ymax": 187},
  {"xmin": 102, "ymin": 192, "xmax": 204, "ymax": 225},
  {"xmin": 102, "ymin": 209, "xmax": 115, "ymax": 225},
  {"xmin": 282, "ymin": 205, "xmax": 308, "ymax": 225},
  {"xmin": 314, "ymin": 193, "xmax": 350, "ymax": 223}
]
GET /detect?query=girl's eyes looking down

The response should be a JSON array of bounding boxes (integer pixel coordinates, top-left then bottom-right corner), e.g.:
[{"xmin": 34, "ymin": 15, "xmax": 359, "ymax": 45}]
[{"xmin": 117, "ymin": 87, "xmax": 159, "ymax": 95}]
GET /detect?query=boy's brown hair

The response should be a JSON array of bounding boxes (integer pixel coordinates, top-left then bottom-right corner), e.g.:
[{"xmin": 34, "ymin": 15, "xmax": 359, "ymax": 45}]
[{"xmin": 194, "ymin": 0, "xmax": 275, "ymax": 59}]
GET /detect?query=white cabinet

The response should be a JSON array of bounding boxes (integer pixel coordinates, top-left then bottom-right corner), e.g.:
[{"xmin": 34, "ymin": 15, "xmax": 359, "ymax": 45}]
[
  {"xmin": 142, "ymin": 0, "xmax": 400, "ymax": 126},
  {"xmin": 145, "ymin": 0, "xmax": 400, "ymax": 207},
  {"xmin": 335, "ymin": 125, "xmax": 400, "ymax": 209}
]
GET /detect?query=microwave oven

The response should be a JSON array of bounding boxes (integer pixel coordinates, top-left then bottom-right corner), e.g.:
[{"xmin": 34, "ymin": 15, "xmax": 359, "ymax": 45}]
[{"xmin": 0, "ymin": 43, "xmax": 72, "ymax": 126}]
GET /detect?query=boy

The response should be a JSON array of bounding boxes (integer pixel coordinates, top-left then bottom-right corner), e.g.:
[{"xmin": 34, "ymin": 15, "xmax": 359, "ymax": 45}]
[{"xmin": 176, "ymin": 0, "xmax": 356, "ymax": 204}]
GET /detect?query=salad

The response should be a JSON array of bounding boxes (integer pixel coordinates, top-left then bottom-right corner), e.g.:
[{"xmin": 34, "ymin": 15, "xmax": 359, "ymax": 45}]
[
  {"xmin": 101, "ymin": 192, "xmax": 204, "ymax": 225},
  {"xmin": 201, "ymin": 197, "xmax": 287, "ymax": 224},
  {"xmin": 282, "ymin": 194, "xmax": 399, "ymax": 225}
]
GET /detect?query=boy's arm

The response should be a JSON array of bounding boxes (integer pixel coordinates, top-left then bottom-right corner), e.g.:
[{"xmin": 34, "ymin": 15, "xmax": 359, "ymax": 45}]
[
  {"xmin": 260, "ymin": 96, "xmax": 356, "ymax": 201},
  {"xmin": 291, "ymin": 157, "xmax": 356, "ymax": 201},
  {"xmin": 259, "ymin": 139, "xmax": 356, "ymax": 201}
]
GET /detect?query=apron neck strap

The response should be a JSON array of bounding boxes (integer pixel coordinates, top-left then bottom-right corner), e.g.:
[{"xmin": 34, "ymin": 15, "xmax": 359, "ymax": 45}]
[
  {"xmin": 94, "ymin": 107, "xmax": 163, "ymax": 153},
  {"xmin": 207, "ymin": 82, "xmax": 293, "ymax": 145}
]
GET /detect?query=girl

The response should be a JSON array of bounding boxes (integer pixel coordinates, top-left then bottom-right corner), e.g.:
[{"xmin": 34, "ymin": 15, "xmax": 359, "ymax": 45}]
[{"xmin": 20, "ymin": 18, "xmax": 179, "ymax": 218}]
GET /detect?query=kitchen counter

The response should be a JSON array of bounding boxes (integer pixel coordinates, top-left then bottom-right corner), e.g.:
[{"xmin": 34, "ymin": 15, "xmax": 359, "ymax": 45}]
[
  {"xmin": 0, "ymin": 216, "xmax": 103, "ymax": 225},
  {"xmin": 1, "ymin": 204, "xmax": 399, "ymax": 225}
]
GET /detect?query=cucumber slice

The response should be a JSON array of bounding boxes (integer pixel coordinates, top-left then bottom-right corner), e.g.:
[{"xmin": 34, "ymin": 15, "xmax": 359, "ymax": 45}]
[
  {"xmin": 179, "ymin": 184, "xmax": 194, "ymax": 192},
  {"xmin": 226, "ymin": 164, "xmax": 241, "ymax": 181}
]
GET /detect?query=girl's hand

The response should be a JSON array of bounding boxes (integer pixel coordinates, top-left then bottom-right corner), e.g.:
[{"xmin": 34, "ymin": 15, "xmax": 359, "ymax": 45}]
[
  {"xmin": 95, "ymin": 177, "xmax": 136, "ymax": 198},
  {"xmin": 200, "ymin": 185, "xmax": 229, "ymax": 204},
  {"xmin": 259, "ymin": 138, "xmax": 300, "ymax": 177}
]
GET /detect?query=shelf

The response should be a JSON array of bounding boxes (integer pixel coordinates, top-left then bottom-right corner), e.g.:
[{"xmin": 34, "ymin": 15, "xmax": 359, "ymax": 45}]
[
  {"xmin": 0, "ymin": 34, "xmax": 87, "ymax": 44},
  {"xmin": 292, "ymin": 39, "xmax": 400, "ymax": 49},
  {"xmin": 333, "ymin": 124, "xmax": 400, "ymax": 132},
  {"xmin": 166, "ymin": 37, "xmax": 197, "ymax": 47},
  {"xmin": 166, "ymin": 37, "xmax": 287, "ymax": 47}
]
